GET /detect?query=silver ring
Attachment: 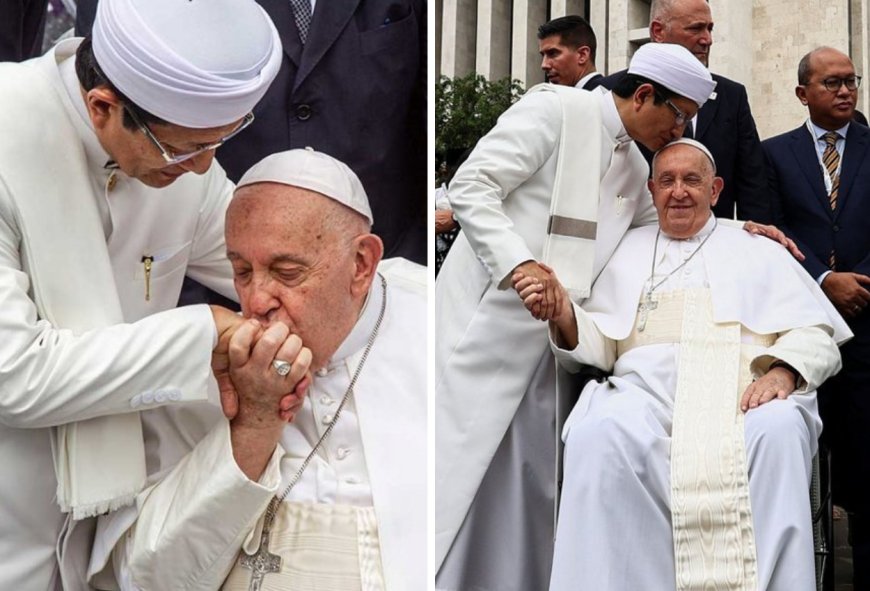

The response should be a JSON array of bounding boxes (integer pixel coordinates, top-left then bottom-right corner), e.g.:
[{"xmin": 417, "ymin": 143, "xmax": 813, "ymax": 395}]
[{"xmin": 272, "ymin": 360, "xmax": 292, "ymax": 376}]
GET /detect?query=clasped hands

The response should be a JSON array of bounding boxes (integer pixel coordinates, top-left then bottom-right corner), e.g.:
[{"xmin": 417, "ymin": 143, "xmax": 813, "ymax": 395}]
[{"xmin": 211, "ymin": 306, "xmax": 311, "ymax": 430}]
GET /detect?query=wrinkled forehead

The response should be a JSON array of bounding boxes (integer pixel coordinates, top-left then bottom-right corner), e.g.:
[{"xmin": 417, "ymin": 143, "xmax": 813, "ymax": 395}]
[{"xmin": 652, "ymin": 143, "xmax": 712, "ymax": 177}]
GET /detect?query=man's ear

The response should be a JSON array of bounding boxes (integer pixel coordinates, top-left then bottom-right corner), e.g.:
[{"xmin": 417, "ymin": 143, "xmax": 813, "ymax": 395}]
[
  {"xmin": 649, "ymin": 19, "xmax": 667, "ymax": 43},
  {"xmin": 576, "ymin": 45, "xmax": 591, "ymax": 65},
  {"xmin": 634, "ymin": 83, "xmax": 655, "ymax": 112},
  {"xmin": 85, "ymin": 87, "xmax": 122, "ymax": 131},
  {"xmin": 710, "ymin": 176, "xmax": 724, "ymax": 207},
  {"xmin": 350, "ymin": 233, "xmax": 384, "ymax": 298},
  {"xmin": 795, "ymin": 85, "xmax": 808, "ymax": 106}
]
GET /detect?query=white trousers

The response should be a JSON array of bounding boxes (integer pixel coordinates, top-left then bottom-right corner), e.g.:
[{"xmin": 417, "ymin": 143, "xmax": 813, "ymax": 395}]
[{"xmin": 549, "ymin": 381, "xmax": 821, "ymax": 591}]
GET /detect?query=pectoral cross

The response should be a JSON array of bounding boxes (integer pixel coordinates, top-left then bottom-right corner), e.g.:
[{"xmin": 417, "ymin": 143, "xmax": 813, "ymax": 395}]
[
  {"xmin": 637, "ymin": 293, "xmax": 658, "ymax": 332},
  {"xmin": 241, "ymin": 498, "xmax": 283, "ymax": 591}
]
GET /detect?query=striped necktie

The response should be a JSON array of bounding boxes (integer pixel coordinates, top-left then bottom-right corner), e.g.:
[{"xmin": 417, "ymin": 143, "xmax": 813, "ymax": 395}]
[
  {"xmin": 822, "ymin": 131, "xmax": 840, "ymax": 268},
  {"xmin": 822, "ymin": 131, "xmax": 840, "ymax": 210},
  {"xmin": 290, "ymin": 0, "xmax": 312, "ymax": 44}
]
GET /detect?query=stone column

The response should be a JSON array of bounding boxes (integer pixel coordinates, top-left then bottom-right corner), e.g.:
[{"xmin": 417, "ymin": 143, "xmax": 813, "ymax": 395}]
[
  {"xmin": 512, "ymin": 0, "xmax": 548, "ymax": 88},
  {"xmin": 440, "ymin": 0, "xmax": 477, "ymax": 78},
  {"xmin": 477, "ymin": 0, "xmax": 512, "ymax": 80},
  {"xmin": 551, "ymin": 0, "xmax": 587, "ymax": 18}
]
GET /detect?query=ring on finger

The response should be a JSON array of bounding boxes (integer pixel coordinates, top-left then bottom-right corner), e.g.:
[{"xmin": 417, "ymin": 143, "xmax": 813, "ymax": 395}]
[{"xmin": 272, "ymin": 359, "xmax": 292, "ymax": 376}]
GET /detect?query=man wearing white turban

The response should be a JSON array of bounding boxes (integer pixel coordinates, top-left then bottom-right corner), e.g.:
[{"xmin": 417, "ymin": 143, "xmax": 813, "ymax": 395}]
[
  {"xmin": 0, "ymin": 0, "xmax": 283, "ymax": 588},
  {"xmin": 435, "ymin": 43, "xmax": 796, "ymax": 591}
]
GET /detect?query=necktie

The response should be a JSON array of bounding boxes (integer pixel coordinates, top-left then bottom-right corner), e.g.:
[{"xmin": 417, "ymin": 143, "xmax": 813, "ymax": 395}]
[
  {"xmin": 290, "ymin": 0, "xmax": 312, "ymax": 44},
  {"xmin": 822, "ymin": 131, "xmax": 840, "ymax": 268},
  {"xmin": 683, "ymin": 118, "xmax": 694, "ymax": 140}
]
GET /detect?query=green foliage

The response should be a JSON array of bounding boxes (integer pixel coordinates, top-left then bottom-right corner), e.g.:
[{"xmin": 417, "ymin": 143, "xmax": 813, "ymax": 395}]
[{"xmin": 435, "ymin": 73, "xmax": 525, "ymax": 165}]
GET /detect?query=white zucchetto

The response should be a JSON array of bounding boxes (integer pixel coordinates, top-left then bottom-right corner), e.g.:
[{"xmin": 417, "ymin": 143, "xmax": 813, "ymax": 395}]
[
  {"xmin": 237, "ymin": 149, "xmax": 374, "ymax": 225},
  {"xmin": 92, "ymin": 0, "xmax": 282, "ymax": 128},
  {"xmin": 654, "ymin": 138, "xmax": 718, "ymax": 173},
  {"xmin": 628, "ymin": 43, "xmax": 716, "ymax": 108}
]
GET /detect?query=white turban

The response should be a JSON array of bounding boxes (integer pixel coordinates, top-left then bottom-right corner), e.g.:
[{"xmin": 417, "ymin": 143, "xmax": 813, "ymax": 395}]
[
  {"xmin": 237, "ymin": 149, "xmax": 374, "ymax": 225},
  {"xmin": 92, "ymin": 0, "xmax": 282, "ymax": 128},
  {"xmin": 628, "ymin": 43, "xmax": 716, "ymax": 107}
]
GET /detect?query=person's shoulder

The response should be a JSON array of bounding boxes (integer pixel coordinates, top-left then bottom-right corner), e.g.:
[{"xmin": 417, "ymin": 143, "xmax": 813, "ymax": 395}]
[
  {"xmin": 762, "ymin": 125, "xmax": 806, "ymax": 149},
  {"xmin": 709, "ymin": 73, "xmax": 744, "ymax": 93},
  {"xmin": 379, "ymin": 258, "xmax": 427, "ymax": 299},
  {"xmin": 591, "ymin": 69, "xmax": 627, "ymax": 91},
  {"xmin": 717, "ymin": 222, "xmax": 792, "ymax": 261}
]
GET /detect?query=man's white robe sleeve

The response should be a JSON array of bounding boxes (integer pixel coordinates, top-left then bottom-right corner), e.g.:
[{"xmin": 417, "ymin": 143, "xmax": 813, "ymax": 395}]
[
  {"xmin": 448, "ymin": 92, "xmax": 562, "ymax": 286},
  {"xmin": 750, "ymin": 325, "xmax": 842, "ymax": 393},
  {"xmin": 549, "ymin": 303, "xmax": 617, "ymax": 373},
  {"xmin": 92, "ymin": 421, "xmax": 283, "ymax": 591}
]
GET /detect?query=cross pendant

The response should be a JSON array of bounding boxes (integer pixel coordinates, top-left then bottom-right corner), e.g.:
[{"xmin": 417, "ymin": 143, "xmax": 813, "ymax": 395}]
[
  {"xmin": 241, "ymin": 498, "xmax": 283, "ymax": 591},
  {"xmin": 637, "ymin": 295, "xmax": 658, "ymax": 332}
]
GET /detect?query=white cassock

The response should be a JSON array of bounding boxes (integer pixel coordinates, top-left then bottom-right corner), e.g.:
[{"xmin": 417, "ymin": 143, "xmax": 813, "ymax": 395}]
[
  {"xmin": 88, "ymin": 259, "xmax": 427, "ymax": 591},
  {"xmin": 549, "ymin": 217, "xmax": 851, "ymax": 591},
  {"xmin": 0, "ymin": 39, "xmax": 236, "ymax": 590},
  {"xmin": 435, "ymin": 86, "xmax": 658, "ymax": 590}
]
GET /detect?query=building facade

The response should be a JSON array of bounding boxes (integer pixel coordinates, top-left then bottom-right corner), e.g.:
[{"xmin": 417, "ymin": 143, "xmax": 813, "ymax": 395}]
[{"xmin": 436, "ymin": 0, "xmax": 870, "ymax": 139}]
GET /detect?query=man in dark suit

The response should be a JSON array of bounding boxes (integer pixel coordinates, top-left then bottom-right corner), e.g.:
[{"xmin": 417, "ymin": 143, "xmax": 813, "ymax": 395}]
[
  {"xmin": 589, "ymin": 0, "xmax": 770, "ymax": 222},
  {"xmin": 537, "ymin": 15, "xmax": 602, "ymax": 89},
  {"xmin": 763, "ymin": 46, "xmax": 870, "ymax": 589},
  {"xmin": 77, "ymin": 0, "xmax": 427, "ymax": 264}
]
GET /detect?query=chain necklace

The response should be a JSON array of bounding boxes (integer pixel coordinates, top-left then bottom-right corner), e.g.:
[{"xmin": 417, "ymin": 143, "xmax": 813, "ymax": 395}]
[
  {"xmin": 240, "ymin": 274, "xmax": 388, "ymax": 591},
  {"xmin": 637, "ymin": 218, "xmax": 717, "ymax": 332}
]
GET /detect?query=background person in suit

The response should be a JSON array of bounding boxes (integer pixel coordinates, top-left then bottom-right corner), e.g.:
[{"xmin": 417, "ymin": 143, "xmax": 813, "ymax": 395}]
[
  {"xmin": 589, "ymin": 0, "xmax": 771, "ymax": 223},
  {"xmin": 763, "ymin": 46, "xmax": 870, "ymax": 589},
  {"xmin": 537, "ymin": 15, "xmax": 602, "ymax": 89},
  {"xmin": 77, "ymin": 0, "xmax": 427, "ymax": 265}
]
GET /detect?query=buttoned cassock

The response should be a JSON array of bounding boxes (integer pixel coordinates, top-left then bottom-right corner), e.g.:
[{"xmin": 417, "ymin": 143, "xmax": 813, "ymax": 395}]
[
  {"xmin": 435, "ymin": 87, "xmax": 657, "ymax": 590},
  {"xmin": 88, "ymin": 259, "xmax": 427, "ymax": 590},
  {"xmin": 0, "ymin": 39, "xmax": 236, "ymax": 590}
]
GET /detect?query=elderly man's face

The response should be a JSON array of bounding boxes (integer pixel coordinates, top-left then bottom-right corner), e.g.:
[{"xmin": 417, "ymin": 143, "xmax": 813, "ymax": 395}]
[
  {"xmin": 539, "ymin": 35, "xmax": 586, "ymax": 86},
  {"xmin": 796, "ymin": 48, "xmax": 857, "ymax": 130},
  {"xmin": 649, "ymin": 143, "xmax": 722, "ymax": 238},
  {"xmin": 651, "ymin": 0, "xmax": 714, "ymax": 67},
  {"xmin": 225, "ymin": 184, "xmax": 365, "ymax": 370}
]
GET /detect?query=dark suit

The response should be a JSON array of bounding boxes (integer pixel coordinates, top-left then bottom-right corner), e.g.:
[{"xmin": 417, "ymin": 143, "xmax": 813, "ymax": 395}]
[
  {"xmin": 589, "ymin": 70, "xmax": 771, "ymax": 222},
  {"xmin": 764, "ymin": 122, "xmax": 870, "ymax": 586},
  {"xmin": 77, "ymin": 0, "xmax": 427, "ymax": 264}
]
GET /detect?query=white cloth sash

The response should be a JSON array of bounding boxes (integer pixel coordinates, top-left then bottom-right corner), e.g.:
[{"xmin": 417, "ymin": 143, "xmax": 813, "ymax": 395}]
[
  {"xmin": 0, "ymin": 52, "xmax": 145, "ymax": 519},
  {"xmin": 527, "ymin": 84, "xmax": 602, "ymax": 301},
  {"xmin": 222, "ymin": 503, "xmax": 385, "ymax": 591}
]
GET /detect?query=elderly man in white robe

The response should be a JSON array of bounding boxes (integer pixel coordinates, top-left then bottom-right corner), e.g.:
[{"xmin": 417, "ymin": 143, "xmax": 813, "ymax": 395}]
[
  {"xmin": 87, "ymin": 149, "xmax": 427, "ymax": 591},
  {"xmin": 0, "ymin": 0, "xmax": 283, "ymax": 588},
  {"xmin": 515, "ymin": 139, "xmax": 850, "ymax": 590},
  {"xmin": 436, "ymin": 41, "xmax": 782, "ymax": 590}
]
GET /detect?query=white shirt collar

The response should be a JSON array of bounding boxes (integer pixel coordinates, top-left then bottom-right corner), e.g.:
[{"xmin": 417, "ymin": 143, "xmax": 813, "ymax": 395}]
[
  {"xmin": 600, "ymin": 90, "xmax": 632, "ymax": 145},
  {"xmin": 575, "ymin": 71, "xmax": 600, "ymax": 89},
  {"xmin": 808, "ymin": 118, "xmax": 850, "ymax": 143}
]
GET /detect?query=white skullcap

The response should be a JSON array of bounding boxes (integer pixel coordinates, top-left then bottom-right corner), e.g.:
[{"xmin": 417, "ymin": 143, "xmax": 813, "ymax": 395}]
[
  {"xmin": 92, "ymin": 0, "xmax": 282, "ymax": 128},
  {"xmin": 628, "ymin": 43, "xmax": 716, "ymax": 107},
  {"xmin": 236, "ymin": 149, "xmax": 374, "ymax": 225},
  {"xmin": 653, "ymin": 138, "xmax": 717, "ymax": 173}
]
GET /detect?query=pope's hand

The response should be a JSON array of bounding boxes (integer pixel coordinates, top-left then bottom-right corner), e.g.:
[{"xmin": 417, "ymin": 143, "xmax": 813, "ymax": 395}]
[
  {"xmin": 229, "ymin": 321, "xmax": 312, "ymax": 430},
  {"xmin": 742, "ymin": 221, "xmax": 805, "ymax": 261},
  {"xmin": 740, "ymin": 365, "xmax": 797, "ymax": 412}
]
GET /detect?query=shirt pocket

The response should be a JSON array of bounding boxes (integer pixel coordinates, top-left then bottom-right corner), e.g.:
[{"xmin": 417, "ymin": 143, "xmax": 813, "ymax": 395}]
[{"xmin": 134, "ymin": 241, "xmax": 192, "ymax": 280}]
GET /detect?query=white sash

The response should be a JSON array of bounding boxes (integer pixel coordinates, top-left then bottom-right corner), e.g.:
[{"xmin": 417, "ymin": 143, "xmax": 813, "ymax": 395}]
[{"xmin": 527, "ymin": 84, "xmax": 602, "ymax": 301}]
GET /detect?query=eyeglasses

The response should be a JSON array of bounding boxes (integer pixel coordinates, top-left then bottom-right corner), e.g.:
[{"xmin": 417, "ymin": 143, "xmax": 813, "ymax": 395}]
[
  {"xmin": 125, "ymin": 107, "xmax": 255, "ymax": 165},
  {"xmin": 657, "ymin": 94, "xmax": 688, "ymax": 127},
  {"xmin": 819, "ymin": 76, "xmax": 862, "ymax": 92}
]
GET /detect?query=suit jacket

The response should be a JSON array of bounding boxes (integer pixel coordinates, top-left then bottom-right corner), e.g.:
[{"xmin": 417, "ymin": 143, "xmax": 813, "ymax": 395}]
[
  {"xmin": 76, "ymin": 0, "xmax": 427, "ymax": 264},
  {"xmin": 764, "ymin": 122, "xmax": 870, "ymax": 349},
  {"xmin": 590, "ymin": 70, "xmax": 771, "ymax": 222}
]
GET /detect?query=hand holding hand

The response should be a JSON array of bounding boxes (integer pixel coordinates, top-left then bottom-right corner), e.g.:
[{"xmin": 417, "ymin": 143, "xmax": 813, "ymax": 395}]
[
  {"xmin": 229, "ymin": 321, "xmax": 313, "ymax": 431},
  {"xmin": 742, "ymin": 221, "xmax": 805, "ymax": 261},
  {"xmin": 821, "ymin": 272, "xmax": 870, "ymax": 318},
  {"xmin": 510, "ymin": 261, "xmax": 563, "ymax": 321},
  {"xmin": 740, "ymin": 365, "xmax": 797, "ymax": 412},
  {"xmin": 210, "ymin": 306, "xmax": 247, "ymax": 419}
]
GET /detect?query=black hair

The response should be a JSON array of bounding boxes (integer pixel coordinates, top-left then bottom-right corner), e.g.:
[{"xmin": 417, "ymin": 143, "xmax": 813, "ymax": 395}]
[
  {"xmin": 74, "ymin": 37, "xmax": 168, "ymax": 130},
  {"xmin": 612, "ymin": 73, "xmax": 675, "ymax": 104},
  {"xmin": 537, "ymin": 15, "xmax": 597, "ymax": 63}
]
